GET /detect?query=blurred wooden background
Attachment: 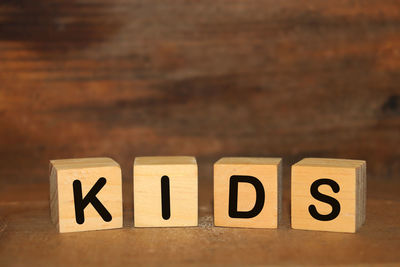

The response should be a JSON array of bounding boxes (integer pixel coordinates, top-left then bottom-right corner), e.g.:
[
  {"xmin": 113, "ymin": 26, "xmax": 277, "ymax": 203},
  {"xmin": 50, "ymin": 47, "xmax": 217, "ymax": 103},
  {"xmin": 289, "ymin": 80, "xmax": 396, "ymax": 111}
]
[
  {"xmin": 0, "ymin": 1, "xmax": 399, "ymax": 265},
  {"xmin": 1, "ymin": 0, "xmax": 399, "ymax": 187}
]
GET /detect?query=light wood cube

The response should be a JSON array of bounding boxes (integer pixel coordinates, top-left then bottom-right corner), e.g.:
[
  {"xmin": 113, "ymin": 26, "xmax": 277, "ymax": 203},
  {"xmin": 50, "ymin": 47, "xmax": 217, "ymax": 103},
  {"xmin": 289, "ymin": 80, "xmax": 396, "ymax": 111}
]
[
  {"xmin": 214, "ymin": 157, "xmax": 282, "ymax": 228},
  {"xmin": 49, "ymin": 157, "xmax": 123, "ymax": 233},
  {"xmin": 291, "ymin": 158, "xmax": 366, "ymax": 233},
  {"xmin": 133, "ymin": 156, "xmax": 198, "ymax": 227}
]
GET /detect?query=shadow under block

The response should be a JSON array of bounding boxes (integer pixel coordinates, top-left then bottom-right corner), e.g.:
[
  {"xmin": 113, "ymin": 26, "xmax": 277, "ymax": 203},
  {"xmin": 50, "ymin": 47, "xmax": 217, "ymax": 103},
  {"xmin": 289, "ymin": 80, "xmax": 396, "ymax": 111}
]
[
  {"xmin": 214, "ymin": 157, "xmax": 282, "ymax": 228},
  {"xmin": 133, "ymin": 156, "xmax": 198, "ymax": 227},
  {"xmin": 49, "ymin": 157, "xmax": 123, "ymax": 233},
  {"xmin": 291, "ymin": 158, "xmax": 366, "ymax": 233}
]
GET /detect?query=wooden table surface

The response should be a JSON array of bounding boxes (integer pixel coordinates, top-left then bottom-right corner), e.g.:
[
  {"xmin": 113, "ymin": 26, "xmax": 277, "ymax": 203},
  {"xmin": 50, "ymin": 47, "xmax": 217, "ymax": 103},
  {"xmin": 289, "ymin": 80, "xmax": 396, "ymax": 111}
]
[
  {"xmin": 1, "ymin": 173, "xmax": 400, "ymax": 266},
  {"xmin": 0, "ymin": 0, "xmax": 399, "ymax": 265}
]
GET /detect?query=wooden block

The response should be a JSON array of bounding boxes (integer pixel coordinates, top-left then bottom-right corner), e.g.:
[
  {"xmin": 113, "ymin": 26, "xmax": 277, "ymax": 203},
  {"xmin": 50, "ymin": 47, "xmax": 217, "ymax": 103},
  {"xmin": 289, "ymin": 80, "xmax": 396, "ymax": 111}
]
[
  {"xmin": 291, "ymin": 158, "xmax": 367, "ymax": 233},
  {"xmin": 49, "ymin": 157, "xmax": 123, "ymax": 233},
  {"xmin": 214, "ymin": 157, "xmax": 282, "ymax": 228},
  {"xmin": 133, "ymin": 156, "xmax": 198, "ymax": 227}
]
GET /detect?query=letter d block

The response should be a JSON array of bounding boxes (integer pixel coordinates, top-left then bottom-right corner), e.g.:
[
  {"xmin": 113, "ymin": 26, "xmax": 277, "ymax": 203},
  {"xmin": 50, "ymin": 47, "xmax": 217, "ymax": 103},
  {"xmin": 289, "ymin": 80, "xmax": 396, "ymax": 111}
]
[
  {"xmin": 50, "ymin": 157, "xmax": 123, "ymax": 233},
  {"xmin": 214, "ymin": 157, "xmax": 282, "ymax": 228},
  {"xmin": 134, "ymin": 156, "xmax": 198, "ymax": 227},
  {"xmin": 291, "ymin": 158, "xmax": 366, "ymax": 233}
]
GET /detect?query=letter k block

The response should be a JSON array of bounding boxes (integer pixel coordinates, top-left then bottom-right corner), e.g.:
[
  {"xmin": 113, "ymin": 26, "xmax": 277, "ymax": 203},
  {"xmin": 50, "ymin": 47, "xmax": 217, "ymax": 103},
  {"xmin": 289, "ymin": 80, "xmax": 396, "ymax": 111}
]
[
  {"xmin": 214, "ymin": 157, "xmax": 282, "ymax": 228},
  {"xmin": 50, "ymin": 158, "xmax": 123, "ymax": 233}
]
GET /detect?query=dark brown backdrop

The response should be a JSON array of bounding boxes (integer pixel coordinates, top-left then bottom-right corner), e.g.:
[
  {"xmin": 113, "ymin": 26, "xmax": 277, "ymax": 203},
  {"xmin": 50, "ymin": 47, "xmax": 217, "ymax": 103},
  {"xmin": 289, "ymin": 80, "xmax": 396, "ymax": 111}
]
[
  {"xmin": 1, "ymin": 0, "xmax": 399, "ymax": 185},
  {"xmin": 0, "ymin": 1, "xmax": 399, "ymax": 266}
]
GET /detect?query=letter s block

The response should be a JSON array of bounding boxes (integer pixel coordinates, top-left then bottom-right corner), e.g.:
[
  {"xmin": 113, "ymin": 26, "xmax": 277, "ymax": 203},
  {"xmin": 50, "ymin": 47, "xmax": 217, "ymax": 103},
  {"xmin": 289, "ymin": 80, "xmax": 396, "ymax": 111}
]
[
  {"xmin": 214, "ymin": 157, "xmax": 282, "ymax": 228},
  {"xmin": 291, "ymin": 158, "xmax": 366, "ymax": 233},
  {"xmin": 134, "ymin": 156, "xmax": 198, "ymax": 227},
  {"xmin": 50, "ymin": 157, "xmax": 123, "ymax": 233}
]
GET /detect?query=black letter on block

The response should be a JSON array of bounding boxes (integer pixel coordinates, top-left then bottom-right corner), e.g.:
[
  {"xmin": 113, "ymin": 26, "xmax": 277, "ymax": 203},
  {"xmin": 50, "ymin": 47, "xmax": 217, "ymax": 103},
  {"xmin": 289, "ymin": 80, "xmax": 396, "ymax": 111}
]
[
  {"xmin": 229, "ymin": 175, "xmax": 265, "ymax": 218},
  {"xmin": 161, "ymin": 175, "xmax": 171, "ymax": 220},
  {"xmin": 73, "ymin": 177, "xmax": 112, "ymax": 224},
  {"xmin": 308, "ymin": 178, "xmax": 341, "ymax": 221}
]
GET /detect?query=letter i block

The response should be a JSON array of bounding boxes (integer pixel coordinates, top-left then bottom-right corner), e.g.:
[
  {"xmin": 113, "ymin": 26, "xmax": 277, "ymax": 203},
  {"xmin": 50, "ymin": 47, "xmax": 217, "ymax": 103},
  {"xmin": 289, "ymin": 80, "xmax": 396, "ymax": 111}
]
[
  {"xmin": 134, "ymin": 156, "xmax": 198, "ymax": 227},
  {"xmin": 49, "ymin": 157, "xmax": 123, "ymax": 233},
  {"xmin": 214, "ymin": 157, "xmax": 282, "ymax": 228},
  {"xmin": 291, "ymin": 158, "xmax": 366, "ymax": 233}
]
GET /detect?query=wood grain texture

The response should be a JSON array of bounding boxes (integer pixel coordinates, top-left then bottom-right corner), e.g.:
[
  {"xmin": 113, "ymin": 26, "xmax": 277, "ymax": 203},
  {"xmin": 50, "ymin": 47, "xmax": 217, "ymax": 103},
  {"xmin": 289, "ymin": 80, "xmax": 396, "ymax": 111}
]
[
  {"xmin": 1, "ymin": 176, "xmax": 400, "ymax": 266},
  {"xmin": 291, "ymin": 158, "xmax": 366, "ymax": 233},
  {"xmin": 0, "ymin": 0, "xmax": 399, "ymax": 264},
  {"xmin": 214, "ymin": 157, "xmax": 282, "ymax": 228},
  {"xmin": 0, "ymin": 0, "xmax": 399, "ymax": 190}
]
